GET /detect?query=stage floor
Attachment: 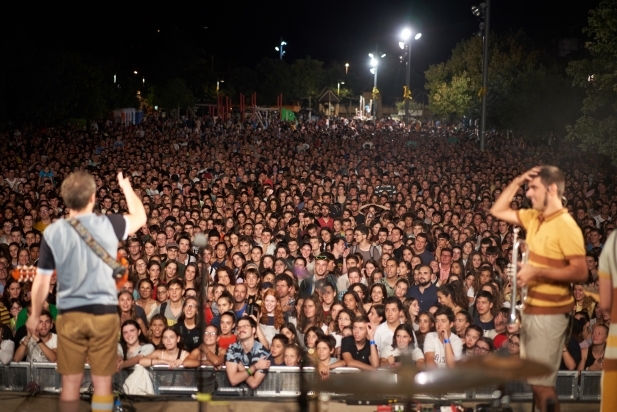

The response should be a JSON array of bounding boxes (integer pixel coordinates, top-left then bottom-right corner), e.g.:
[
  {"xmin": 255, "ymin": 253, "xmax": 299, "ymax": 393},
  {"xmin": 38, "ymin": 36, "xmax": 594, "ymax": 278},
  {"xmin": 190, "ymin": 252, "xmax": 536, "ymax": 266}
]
[{"xmin": 0, "ymin": 393, "xmax": 601, "ymax": 412}]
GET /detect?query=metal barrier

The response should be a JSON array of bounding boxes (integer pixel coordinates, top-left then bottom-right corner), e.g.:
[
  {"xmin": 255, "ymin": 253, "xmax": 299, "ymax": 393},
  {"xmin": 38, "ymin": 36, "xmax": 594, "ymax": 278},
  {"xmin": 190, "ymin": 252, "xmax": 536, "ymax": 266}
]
[
  {"xmin": 579, "ymin": 371, "xmax": 602, "ymax": 401},
  {"xmin": 0, "ymin": 363, "xmax": 603, "ymax": 401},
  {"xmin": 0, "ymin": 362, "xmax": 30, "ymax": 391}
]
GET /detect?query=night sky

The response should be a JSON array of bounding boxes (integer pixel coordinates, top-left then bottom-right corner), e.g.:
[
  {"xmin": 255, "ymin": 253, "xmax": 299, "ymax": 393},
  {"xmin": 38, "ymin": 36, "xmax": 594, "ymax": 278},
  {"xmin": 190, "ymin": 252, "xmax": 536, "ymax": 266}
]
[{"xmin": 5, "ymin": 0, "xmax": 599, "ymax": 101}]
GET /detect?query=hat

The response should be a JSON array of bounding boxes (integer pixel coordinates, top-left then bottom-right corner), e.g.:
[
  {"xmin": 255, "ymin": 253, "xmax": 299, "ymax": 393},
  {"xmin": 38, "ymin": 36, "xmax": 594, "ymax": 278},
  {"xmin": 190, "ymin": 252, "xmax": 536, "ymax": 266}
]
[
  {"xmin": 166, "ymin": 242, "xmax": 179, "ymax": 249},
  {"xmin": 263, "ymin": 179, "xmax": 274, "ymax": 187}
]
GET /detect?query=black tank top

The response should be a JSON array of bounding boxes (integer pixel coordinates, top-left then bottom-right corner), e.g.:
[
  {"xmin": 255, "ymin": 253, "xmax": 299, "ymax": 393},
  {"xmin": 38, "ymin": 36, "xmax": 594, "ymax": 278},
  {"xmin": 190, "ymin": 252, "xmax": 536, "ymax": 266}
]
[{"xmin": 585, "ymin": 348, "xmax": 598, "ymax": 369}]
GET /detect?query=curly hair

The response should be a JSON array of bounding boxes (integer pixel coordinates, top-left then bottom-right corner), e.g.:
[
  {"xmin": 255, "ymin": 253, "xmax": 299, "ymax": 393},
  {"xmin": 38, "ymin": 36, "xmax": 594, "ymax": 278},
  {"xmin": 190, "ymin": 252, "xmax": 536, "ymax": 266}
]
[
  {"xmin": 259, "ymin": 288, "xmax": 285, "ymax": 330},
  {"xmin": 297, "ymin": 294, "xmax": 326, "ymax": 333}
]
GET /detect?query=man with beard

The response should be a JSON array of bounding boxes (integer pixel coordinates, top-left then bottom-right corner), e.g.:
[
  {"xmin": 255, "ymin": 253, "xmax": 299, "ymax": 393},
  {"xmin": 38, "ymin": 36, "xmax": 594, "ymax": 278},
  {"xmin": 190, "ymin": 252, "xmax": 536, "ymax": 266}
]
[
  {"xmin": 406, "ymin": 265, "xmax": 438, "ymax": 313},
  {"xmin": 491, "ymin": 166, "xmax": 587, "ymax": 412}
]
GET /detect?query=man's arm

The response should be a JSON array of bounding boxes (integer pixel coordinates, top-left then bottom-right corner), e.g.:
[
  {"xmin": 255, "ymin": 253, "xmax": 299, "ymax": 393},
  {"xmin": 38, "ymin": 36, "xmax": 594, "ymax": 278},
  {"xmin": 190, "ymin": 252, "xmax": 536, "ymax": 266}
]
[
  {"xmin": 490, "ymin": 167, "xmax": 540, "ymax": 225},
  {"xmin": 117, "ymin": 172, "xmax": 147, "ymax": 236},
  {"xmin": 29, "ymin": 273, "xmax": 52, "ymax": 322},
  {"xmin": 443, "ymin": 341, "xmax": 456, "ymax": 368},
  {"xmin": 13, "ymin": 339, "xmax": 29, "ymax": 362},
  {"xmin": 225, "ymin": 361, "xmax": 249, "ymax": 386},
  {"xmin": 598, "ymin": 276, "xmax": 613, "ymax": 312},
  {"xmin": 518, "ymin": 256, "xmax": 588, "ymax": 286},
  {"xmin": 341, "ymin": 352, "xmax": 377, "ymax": 371},
  {"xmin": 423, "ymin": 351, "xmax": 437, "ymax": 367},
  {"xmin": 38, "ymin": 340, "xmax": 57, "ymax": 362}
]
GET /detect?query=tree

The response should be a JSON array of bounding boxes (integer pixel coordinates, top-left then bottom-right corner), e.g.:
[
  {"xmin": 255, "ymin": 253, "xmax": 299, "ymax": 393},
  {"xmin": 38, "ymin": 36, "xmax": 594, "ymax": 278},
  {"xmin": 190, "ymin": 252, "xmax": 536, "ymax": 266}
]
[
  {"xmin": 148, "ymin": 78, "xmax": 195, "ymax": 116},
  {"xmin": 290, "ymin": 57, "xmax": 324, "ymax": 102},
  {"xmin": 425, "ymin": 32, "xmax": 538, "ymax": 124},
  {"xmin": 566, "ymin": 0, "xmax": 617, "ymax": 164}
]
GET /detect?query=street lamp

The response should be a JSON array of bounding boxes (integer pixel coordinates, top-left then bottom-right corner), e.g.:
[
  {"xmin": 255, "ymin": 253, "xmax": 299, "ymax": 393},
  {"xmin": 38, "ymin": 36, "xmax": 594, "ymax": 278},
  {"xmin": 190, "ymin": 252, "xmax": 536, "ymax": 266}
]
[
  {"xmin": 275, "ymin": 37, "xmax": 287, "ymax": 60},
  {"xmin": 399, "ymin": 28, "xmax": 422, "ymax": 124},
  {"xmin": 368, "ymin": 52, "xmax": 386, "ymax": 118},
  {"xmin": 338, "ymin": 81, "xmax": 345, "ymax": 96},
  {"xmin": 217, "ymin": 80, "xmax": 224, "ymax": 94},
  {"xmin": 345, "ymin": 63, "xmax": 349, "ymax": 74},
  {"xmin": 472, "ymin": 1, "xmax": 491, "ymax": 151}
]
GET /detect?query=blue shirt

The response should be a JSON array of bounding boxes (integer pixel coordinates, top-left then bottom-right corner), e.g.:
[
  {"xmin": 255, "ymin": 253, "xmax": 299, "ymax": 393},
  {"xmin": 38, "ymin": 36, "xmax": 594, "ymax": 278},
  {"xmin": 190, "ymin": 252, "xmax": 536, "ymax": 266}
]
[{"xmin": 406, "ymin": 283, "xmax": 438, "ymax": 313}]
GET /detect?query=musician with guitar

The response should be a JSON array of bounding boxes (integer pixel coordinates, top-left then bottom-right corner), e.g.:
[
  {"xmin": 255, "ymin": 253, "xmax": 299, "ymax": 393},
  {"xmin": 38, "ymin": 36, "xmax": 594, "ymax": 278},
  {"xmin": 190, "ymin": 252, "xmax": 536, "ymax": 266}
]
[
  {"xmin": 25, "ymin": 171, "xmax": 146, "ymax": 412},
  {"xmin": 491, "ymin": 166, "xmax": 587, "ymax": 412}
]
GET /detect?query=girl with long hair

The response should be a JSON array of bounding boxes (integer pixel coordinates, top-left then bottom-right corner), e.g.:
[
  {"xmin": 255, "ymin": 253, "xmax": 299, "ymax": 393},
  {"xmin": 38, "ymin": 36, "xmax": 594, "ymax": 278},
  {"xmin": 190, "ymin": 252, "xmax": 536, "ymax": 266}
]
[
  {"xmin": 136, "ymin": 278, "xmax": 159, "ymax": 322},
  {"xmin": 148, "ymin": 314, "xmax": 168, "ymax": 349},
  {"xmin": 214, "ymin": 266, "xmax": 235, "ymax": 294},
  {"xmin": 118, "ymin": 319, "xmax": 155, "ymax": 370},
  {"xmin": 298, "ymin": 295, "xmax": 328, "ymax": 334},
  {"xmin": 379, "ymin": 323, "xmax": 425, "ymax": 368},
  {"xmin": 416, "ymin": 312, "xmax": 436, "ymax": 352},
  {"xmin": 147, "ymin": 261, "xmax": 162, "ymax": 299},
  {"xmin": 363, "ymin": 283, "xmax": 387, "ymax": 313},
  {"xmin": 403, "ymin": 297, "xmax": 420, "ymax": 331},
  {"xmin": 118, "ymin": 290, "xmax": 148, "ymax": 337},
  {"xmin": 160, "ymin": 261, "xmax": 179, "ymax": 285},
  {"xmin": 342, "ymin": 290, "xmax": 366, "ymax": 317},
  {"xmin": 258, "ymin": 289, "xmax": 285, "ymax": 347},
  {"xmin": 200, "ymin": 324, "xmax": 226, "ymax": 369},
  {"xmin": 139, "ymin": 327, "xmax": 200, "ymax": 368},
  {"xmin": 175, "ymin": 297, "xmax": 202, "ymax": 352},
  {"xmin": 437, "ymin": 282, "xmax": 469, "ymax": 315},
  {"xmin": 143, "ymin": 239, "xmax": 158, "ymax": 262},
  {"xmin": 183, "ymin": 262, "xmax": 201, "ymax": 293}
]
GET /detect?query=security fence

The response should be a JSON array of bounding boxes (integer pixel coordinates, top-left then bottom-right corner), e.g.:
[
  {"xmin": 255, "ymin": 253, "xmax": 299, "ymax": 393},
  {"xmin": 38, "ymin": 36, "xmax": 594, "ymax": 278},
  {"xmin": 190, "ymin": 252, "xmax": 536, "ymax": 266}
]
[{"xmin": 0, "ymin": 363, "xmax": 602, "ymax": 401}]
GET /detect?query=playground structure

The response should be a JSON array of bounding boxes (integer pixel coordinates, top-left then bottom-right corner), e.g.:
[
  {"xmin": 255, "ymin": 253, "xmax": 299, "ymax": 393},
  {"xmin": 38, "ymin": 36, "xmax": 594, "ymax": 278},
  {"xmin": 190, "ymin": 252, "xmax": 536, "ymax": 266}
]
[{"xmin": 194, "ymin": 93, "xmax": 290, "ymax": 127}]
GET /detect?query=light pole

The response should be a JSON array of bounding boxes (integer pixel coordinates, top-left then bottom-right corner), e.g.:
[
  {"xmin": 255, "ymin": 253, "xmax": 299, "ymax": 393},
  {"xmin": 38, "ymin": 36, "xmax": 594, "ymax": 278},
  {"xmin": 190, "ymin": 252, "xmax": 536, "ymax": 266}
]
[
  {"xmin": 345, "ymin": 63, "xmax": 349, "ymax": 75},
  {"xmin": 369, "ymin": 52, "xmax": 386, "ymax": 119},
  {"xmin": 473, "ymin": 1, "xmax": 490, "ymax": 151},
  {"xmin": 338, "ymin": 81, "xmax": 345, "ymax": 96},
  {"xmin": 399, "ymin": 29, "xmax": 422, "ymax": 124},
  {"xmin": 275, "ymin": 37, "xmax": 287, "ymax": 60},
  {"xmin": 216, "ymin": 80, "xmax": 224, "ymax": 95}
]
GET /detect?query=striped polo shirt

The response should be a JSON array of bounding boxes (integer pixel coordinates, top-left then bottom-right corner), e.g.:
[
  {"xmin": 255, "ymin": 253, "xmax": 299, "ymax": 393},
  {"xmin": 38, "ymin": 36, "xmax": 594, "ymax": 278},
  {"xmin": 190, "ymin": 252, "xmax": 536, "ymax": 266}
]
[
  {"xmin": 517, "ymin": 208, "xmax": 585, "ymax": 314},
  {"xmin": 598, "ymin": 231, "xmax": 617, "ymax": 372}
]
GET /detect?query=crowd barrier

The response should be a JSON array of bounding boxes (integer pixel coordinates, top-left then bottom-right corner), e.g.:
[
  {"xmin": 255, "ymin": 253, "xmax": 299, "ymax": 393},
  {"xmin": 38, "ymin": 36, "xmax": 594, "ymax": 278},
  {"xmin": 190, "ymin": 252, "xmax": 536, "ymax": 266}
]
[{"xmin": 0, "ymin": 363, "xmax": 602, "ymax": 401}]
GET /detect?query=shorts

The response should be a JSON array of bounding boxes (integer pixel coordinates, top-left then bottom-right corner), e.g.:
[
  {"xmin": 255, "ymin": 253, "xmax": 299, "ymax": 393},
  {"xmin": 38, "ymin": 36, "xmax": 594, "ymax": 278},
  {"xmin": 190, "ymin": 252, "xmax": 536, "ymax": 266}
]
[
  {"xmin": 520, "ymin": 312, "xmax": 569, "ymax": 387},
  {"xmin": 56, "ymin": 312, "xmax": 119, "ymax": 376}
]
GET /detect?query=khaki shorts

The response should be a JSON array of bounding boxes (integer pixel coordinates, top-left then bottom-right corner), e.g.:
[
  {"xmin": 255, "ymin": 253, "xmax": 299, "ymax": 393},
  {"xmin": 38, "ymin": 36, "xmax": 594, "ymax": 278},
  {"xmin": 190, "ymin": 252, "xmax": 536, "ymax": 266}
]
[
  {"xmin": 520, "ymin": 312, "xmax": 569, "ymax": 387},
  {"xmin": 56, "ymin": 312, "xmax": 119, "ymax": 376}
]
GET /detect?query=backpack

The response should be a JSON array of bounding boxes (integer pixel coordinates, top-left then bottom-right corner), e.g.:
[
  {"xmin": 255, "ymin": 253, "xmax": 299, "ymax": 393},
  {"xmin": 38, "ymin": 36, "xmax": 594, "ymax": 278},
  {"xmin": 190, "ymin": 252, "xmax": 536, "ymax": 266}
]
[{"xmin": 350, "ymin": 245, "xmax": 376, "ymax": 260}]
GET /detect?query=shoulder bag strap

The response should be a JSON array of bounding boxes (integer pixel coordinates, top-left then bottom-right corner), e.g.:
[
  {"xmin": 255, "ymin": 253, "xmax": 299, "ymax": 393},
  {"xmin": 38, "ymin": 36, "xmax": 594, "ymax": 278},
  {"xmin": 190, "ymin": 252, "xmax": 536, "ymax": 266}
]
[{"xmin": 65, "ymin": 217, "xmax": 126, "ymax": 279}]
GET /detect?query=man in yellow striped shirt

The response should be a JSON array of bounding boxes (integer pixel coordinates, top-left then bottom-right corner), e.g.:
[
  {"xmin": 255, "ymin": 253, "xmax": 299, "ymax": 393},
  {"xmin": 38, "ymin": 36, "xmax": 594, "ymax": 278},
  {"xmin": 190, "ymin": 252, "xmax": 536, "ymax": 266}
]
[
  {"xmin": 491, "ymin": 165, "xmax": 587, "ymax": 412},
  {"xmin": 598, "ymin": 232, "xmax": 617, "ymax": 412}
]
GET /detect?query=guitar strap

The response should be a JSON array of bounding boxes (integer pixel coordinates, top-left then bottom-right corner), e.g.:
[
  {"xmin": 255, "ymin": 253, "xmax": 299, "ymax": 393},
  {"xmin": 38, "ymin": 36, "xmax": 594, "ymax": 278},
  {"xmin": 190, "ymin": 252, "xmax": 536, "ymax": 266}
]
[{"xmin": 66, "ymin": 217, "xmax": 127, "ymax": 280}]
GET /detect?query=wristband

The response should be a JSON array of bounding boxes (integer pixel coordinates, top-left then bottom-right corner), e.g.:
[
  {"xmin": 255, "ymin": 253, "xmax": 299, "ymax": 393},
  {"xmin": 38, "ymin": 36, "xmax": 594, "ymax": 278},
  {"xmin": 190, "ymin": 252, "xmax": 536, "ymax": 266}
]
[
  {"xmin": 246, "ymin": 367, "xmax": 253, "ymax": 376},
  {"xmin": 369, "ymin": 340, "xmax": 376, "ymax": 345},
  {"xmin": 443, "ymin": 339, "xmax": 450, "ymax": 344},
  {"xmin": 36, "ymin": 339, "xmax": 42, "ymax": 345}
]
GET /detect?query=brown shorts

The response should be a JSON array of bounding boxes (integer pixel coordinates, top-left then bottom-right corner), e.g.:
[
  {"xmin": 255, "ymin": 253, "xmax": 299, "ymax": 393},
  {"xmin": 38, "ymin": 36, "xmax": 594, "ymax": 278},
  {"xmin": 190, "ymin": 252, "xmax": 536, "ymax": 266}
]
[
  {"xmin": 56, "ymin": 312, "xmax": 119, "ymax": 376},
  {"xmin": 520, "ymin": 312, "xmax": 569, "ymax": 387}
]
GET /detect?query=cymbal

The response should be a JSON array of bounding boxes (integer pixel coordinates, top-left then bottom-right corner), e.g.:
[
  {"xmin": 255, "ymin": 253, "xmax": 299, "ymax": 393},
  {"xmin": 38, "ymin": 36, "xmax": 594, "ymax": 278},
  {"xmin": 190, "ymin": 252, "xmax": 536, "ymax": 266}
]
[
  {"xmin": 311, "ymin": 354, "xmax": 552, "ymax": 397},
  {"xmin": 455, "ymin": 354, "xmax": 552, "ymax": 381}
]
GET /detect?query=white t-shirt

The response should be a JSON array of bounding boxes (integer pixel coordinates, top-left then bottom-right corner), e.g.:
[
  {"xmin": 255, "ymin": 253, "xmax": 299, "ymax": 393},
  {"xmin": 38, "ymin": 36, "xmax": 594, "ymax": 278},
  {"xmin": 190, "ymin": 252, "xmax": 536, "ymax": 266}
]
[
  {"xmin": 20, "ymin": 334, "xmax": 58, "ymax": 362},
  {"xmin": 374, "ymin": 322, "xmax": 399, "ymax": 356},
  {"xmin": 117, "ymin": 343, "xmax": 156, "ymax": 359},
  {"xmin": 1, "ymin": 340, "xmax": 15, "ymax": 365},
  {"xmin": 423, "ymin": 332, "xmax": 463, "ymax": 368},
  {"xmin": 380, "ymin": 345, "xmax": 424, "ymax": 362}
]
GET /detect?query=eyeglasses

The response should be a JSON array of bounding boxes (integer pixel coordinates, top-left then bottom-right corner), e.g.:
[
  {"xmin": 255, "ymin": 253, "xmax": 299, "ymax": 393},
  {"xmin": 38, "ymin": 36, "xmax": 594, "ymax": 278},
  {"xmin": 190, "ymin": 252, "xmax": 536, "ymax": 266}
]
[
  {"xmin": 185, "ymin": 304, "xmax": 198, "ymax": 309},
  {"xmin": 508, "ymin": 340, "xmax": 520, "ymax": 347},
  {"xmin": 475, "ymin": 346, "xmax": 490, "ymax": 353},
  {"xmin": 204, "ymin": 332, "xmax": 217, "ymax": 336},
  {"xmin": 237, "ymin": 324, "xmax": 252, "ymax": 330}
]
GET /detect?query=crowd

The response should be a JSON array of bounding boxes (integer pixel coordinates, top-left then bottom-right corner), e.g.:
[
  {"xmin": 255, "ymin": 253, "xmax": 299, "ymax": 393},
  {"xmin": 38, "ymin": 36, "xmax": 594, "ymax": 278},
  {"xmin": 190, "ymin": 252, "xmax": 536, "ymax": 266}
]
[{"xmin": 0, "ymin": 114, "xmax": 613, "ymax": 393}]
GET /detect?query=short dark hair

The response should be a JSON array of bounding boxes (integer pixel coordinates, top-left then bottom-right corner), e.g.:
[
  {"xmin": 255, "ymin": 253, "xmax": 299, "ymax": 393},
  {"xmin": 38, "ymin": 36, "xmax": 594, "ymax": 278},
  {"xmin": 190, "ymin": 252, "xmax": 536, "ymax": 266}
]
[{"xmin": 434, "ymin": 306, "xmax": 455, "ymax": 323}]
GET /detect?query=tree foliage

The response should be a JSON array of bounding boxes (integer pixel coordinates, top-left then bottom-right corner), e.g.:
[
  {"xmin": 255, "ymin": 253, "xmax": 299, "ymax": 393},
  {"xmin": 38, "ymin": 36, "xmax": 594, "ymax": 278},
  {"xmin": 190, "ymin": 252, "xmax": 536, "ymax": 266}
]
[
  {"xmin": 425, "ymin": 31, "xmax": 584, "ymax": 142},
  {"xmin": 566, "ymin": 0, "xmax": 617, "ymax": 164}
]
